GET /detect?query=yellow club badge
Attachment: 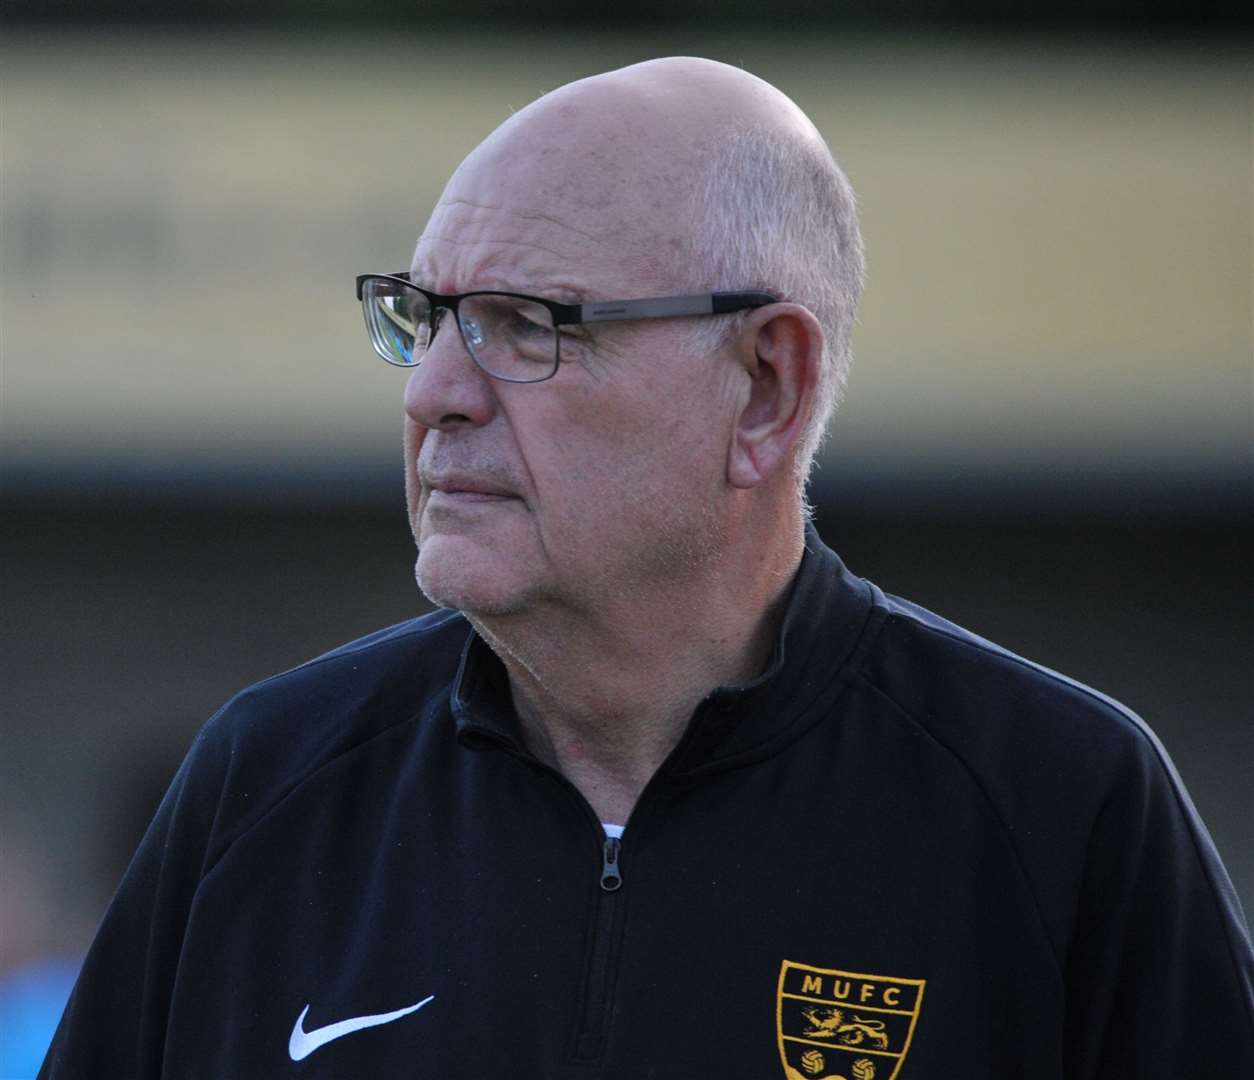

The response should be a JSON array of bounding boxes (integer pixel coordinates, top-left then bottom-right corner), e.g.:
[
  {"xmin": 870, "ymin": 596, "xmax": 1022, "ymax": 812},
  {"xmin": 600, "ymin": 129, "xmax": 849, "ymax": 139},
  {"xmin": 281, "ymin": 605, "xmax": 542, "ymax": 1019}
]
[{"xmin": 777, "ymin": 960, "xmax": 925, "ymax": 1080}]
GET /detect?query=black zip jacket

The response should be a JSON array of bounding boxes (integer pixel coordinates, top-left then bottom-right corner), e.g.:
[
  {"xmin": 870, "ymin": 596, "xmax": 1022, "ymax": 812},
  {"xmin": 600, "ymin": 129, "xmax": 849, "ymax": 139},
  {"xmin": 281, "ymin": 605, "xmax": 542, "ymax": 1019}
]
[{"xmin": 42, "ymin": 531, "xmax": 1254, "ymax": 1078}]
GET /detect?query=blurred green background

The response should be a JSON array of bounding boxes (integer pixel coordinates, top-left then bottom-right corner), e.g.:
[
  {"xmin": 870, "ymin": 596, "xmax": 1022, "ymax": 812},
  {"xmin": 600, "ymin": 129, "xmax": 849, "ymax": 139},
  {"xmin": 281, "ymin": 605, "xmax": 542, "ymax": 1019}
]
[{"xmin": 1, "ymin": 7, "xmax": 1250, "ymax": 1067}]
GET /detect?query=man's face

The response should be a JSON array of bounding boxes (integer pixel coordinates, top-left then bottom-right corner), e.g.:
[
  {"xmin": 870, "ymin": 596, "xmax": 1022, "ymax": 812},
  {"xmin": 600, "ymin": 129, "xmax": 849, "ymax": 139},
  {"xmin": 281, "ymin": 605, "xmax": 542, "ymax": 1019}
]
[{"xmin": 402, "ymin": 123, "xmax": 740, "ymax": 620}]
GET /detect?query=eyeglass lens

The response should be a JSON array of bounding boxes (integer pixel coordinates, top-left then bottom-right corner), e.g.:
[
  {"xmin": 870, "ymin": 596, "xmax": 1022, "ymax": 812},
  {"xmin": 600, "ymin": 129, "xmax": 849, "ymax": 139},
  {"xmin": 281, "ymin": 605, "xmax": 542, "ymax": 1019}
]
[{"xmin": 361, "ymin": 278, "xmax": 559, "ymax": 382}]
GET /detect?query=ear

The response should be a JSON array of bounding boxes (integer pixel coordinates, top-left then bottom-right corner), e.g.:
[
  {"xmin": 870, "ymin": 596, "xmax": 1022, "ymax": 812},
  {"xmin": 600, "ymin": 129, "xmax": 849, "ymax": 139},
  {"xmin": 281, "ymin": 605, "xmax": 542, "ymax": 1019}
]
[{"xmin": 726, "ymin": 303, "xmax": 823, "ymax": 490}]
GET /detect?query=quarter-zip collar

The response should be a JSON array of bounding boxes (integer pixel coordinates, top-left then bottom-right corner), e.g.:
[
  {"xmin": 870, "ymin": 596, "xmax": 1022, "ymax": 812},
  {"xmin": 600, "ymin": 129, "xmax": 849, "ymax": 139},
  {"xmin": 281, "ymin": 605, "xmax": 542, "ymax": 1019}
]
[{"xmin": 451, "ymin": 524, "xmax": 879, "ymax": 774}]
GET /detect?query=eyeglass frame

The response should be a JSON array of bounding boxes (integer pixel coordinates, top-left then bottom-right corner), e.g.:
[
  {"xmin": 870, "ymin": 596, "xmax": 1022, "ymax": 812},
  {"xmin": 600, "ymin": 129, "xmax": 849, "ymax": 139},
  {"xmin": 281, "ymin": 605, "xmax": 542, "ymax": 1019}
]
[{"xmin": 355, "ymin": 272, "xmax": 779, "ymax": 383}]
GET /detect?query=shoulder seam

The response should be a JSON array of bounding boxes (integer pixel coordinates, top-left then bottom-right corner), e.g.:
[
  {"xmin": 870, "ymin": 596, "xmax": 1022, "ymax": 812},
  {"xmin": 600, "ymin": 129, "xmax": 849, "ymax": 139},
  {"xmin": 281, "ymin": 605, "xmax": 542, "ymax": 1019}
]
[
  {"xmin": 882, "ymin": 604, "xmax": 1146, "ymax": 724},
  {"xmin": 871, "ymin": 610, "xmax": 1254, "ymax": 1020},
  {"xmin": 194, "ymin": 611, "xmax": 466, "ymax": 881},
  {"xmin": 852, "ymin": 668, "xmax": 1065, "ymax": 976},
  {"xmin": 198, "ymin": 691, "xmax": 447, "ymax": 883}
]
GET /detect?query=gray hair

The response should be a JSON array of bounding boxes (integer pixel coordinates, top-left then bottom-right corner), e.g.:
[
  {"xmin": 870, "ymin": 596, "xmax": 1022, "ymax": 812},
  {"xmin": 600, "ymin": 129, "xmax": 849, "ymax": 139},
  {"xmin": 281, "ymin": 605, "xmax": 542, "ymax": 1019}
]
[{"xmin": 678, "ymin": 127, "xmax": 865, "ymax": 494}]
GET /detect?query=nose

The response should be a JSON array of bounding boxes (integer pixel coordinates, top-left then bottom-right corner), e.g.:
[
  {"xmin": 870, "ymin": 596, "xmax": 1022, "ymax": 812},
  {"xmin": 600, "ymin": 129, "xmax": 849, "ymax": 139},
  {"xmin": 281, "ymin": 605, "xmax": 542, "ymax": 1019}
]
[{"xmin": 403, "ymin": 313, "xmax": 497, "ymax": 431}]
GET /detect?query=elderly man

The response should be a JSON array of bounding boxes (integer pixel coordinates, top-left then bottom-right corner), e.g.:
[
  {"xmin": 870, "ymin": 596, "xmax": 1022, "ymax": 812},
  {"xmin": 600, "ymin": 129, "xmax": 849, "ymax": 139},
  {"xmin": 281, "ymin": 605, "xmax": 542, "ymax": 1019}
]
[{"xmin": 43, "ymin": 58, "xmax": 1251, "ymax": 1079}]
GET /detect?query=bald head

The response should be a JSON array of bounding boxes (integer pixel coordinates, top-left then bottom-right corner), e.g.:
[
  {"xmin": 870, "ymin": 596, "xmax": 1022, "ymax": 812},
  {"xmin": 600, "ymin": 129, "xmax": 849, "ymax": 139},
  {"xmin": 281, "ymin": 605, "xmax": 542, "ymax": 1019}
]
[
  {"xmin": 486, "ymin": 57, "xmax": 825, "ymax": 192},
  {"xmin": 417, "ymin": 57, "xmax": 864, "ymax": 486},
  {"xmin": 438, "ymin": 59, "xmax": 826, "ymax": 279}
]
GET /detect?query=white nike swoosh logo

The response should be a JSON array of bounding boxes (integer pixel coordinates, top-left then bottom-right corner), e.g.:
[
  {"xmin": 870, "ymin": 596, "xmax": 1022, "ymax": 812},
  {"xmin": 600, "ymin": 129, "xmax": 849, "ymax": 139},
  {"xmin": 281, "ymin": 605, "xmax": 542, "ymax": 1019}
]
[{"xmin": 287, "ymin": 994, "xmax": 435, "ymax": 1061}]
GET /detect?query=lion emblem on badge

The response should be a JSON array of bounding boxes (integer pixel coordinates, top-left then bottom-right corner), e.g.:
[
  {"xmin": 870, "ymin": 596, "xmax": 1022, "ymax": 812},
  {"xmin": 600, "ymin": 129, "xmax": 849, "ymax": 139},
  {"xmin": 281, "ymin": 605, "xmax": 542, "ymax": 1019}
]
[{"xmin": 800, "ymin": 1006, "xmax": 890, "ymax": 1050}]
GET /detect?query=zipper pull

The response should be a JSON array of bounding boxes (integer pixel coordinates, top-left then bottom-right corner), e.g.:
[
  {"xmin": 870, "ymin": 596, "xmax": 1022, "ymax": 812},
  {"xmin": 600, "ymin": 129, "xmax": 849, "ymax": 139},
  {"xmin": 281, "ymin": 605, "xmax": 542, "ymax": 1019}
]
[{"xmin": 600, "ymin": 836, "xmax": 623, "ymax": 892}]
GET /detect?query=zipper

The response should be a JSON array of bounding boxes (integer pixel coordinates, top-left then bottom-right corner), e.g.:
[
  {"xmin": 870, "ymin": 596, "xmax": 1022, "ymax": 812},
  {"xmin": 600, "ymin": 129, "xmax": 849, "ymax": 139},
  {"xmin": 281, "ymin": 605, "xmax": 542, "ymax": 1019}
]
[
  {"xmin": 495, "ymin": 736, "xmax": 700, "ymax": 1066},
  {"xmin": 572, "ymin": 834, "xmax": 626, "ymax": 1061},
  {"xmin": 561, "ymin": 699, "xmax": 721, "ymax": 1064},
  {"xmin": 492, "ymin": 742, "xmax": 631, "ymax": 1063},
  {"xmin": 600, "ymin": 836, "xmax": 623, "ymax": 891},
  {"xmin": 508, "ymin": 712, "xmax": 716, "ymax": 1065}
]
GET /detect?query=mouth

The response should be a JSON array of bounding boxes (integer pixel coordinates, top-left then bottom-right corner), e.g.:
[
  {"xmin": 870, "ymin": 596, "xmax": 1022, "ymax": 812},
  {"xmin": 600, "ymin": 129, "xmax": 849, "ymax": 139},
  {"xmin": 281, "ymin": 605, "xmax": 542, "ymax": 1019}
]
[
  {"xmin": 427, "ymin": 488, "xmax": 514, "ymax": 504},
  {"xmin": 420, "ymin": 472, "xmax": 521, "ymax": 507}
]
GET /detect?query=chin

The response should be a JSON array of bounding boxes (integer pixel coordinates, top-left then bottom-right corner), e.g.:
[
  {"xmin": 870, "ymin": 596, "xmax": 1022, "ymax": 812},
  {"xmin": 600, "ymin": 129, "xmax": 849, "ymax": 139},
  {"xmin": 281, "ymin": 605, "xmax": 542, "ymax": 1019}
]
[{"xmin": 414, "ymin": 533, "xmax": 533, "ymax": 617}]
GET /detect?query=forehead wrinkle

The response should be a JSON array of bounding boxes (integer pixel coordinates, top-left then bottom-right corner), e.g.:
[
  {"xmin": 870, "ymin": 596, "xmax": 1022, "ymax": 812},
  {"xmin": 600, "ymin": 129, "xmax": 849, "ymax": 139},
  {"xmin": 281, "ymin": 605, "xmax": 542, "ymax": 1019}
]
[
  {"xmin": 415, "ymin": 190, "xmax": 650, "ymax": 300},
  {"xmin": 430, "ymin": 196, "xmax": 618, "ymax": 250},
  {"xmin": 510, "ymin": 207, "xmax": 608, "ymax": 246},
  {"xmin": 418, "ymin": 232, "xmax": 608, "ymax": 280}
]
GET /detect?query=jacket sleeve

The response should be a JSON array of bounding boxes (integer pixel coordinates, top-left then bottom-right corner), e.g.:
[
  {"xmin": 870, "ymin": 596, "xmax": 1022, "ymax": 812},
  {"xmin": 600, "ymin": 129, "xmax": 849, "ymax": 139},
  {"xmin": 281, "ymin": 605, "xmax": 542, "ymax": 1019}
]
[
  {"xmin": 39, "ymin": 719, "xmax": 231, "ymax": 1080},
  {"xmin": 1061, "ymin": 723, "xmax": 1254, "ymax": 1077}
]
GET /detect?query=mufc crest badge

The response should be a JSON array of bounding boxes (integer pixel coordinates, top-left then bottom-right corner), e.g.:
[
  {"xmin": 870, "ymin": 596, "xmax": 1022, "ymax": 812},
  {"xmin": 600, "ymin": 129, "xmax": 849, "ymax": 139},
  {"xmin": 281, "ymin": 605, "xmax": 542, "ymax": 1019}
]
[{"xmin": 776, "ymin": 960, "xmax": 925, "ymax": 1080}]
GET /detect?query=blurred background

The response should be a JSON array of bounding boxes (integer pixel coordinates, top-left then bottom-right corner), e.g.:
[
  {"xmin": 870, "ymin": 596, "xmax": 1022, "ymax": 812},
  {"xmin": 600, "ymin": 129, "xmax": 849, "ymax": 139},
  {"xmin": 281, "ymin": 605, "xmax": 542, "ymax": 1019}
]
[{"xmin": 1, "ymin": 2, "xmax": 1250, "ymax": 1072}]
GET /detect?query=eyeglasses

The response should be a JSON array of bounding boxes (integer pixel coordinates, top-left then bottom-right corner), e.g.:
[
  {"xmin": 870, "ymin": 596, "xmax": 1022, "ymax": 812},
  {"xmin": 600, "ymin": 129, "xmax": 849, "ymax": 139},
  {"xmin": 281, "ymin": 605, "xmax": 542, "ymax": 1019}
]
[{"xmin": 355, "ymin": 273, "xmax": 777, "ymax": 384}]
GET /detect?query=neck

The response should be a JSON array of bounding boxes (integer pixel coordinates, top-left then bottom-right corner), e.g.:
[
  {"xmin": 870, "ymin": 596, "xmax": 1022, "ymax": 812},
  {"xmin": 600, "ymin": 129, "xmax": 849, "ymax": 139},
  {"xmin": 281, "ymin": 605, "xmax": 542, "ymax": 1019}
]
[{"xmin": 468, "ymin": 513, "xmax": 805, "ymax": 825}]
